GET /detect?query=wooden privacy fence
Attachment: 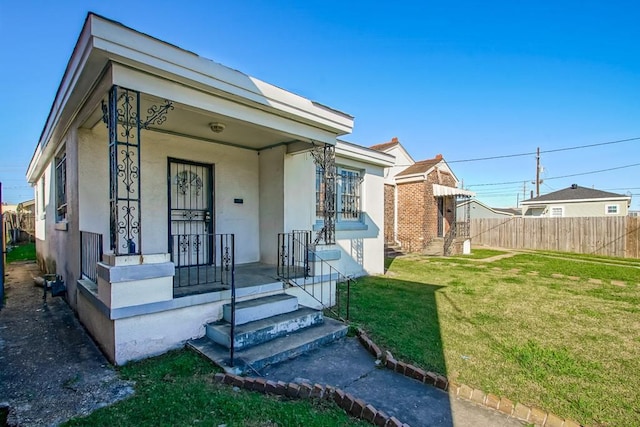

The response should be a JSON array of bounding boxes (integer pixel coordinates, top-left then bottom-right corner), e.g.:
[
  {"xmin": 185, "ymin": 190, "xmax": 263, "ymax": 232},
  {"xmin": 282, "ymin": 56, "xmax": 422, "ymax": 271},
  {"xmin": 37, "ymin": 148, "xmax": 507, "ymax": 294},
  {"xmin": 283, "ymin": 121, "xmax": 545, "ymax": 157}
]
[{"xmin": 470, "ymin": 216, "xmax": 640, "ymax": 258}]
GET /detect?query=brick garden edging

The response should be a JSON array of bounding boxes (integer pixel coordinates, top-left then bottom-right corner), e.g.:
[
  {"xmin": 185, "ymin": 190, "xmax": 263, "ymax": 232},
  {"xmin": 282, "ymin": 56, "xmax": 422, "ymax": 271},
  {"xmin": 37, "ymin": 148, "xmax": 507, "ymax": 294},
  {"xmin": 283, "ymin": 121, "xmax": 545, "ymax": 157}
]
[
  {"xmin": 355, "ymin": 328, "xmax": 583, "ymax": 427},
  {"xmin": 211, "ymin": 372, "xmax": 410, "ymax": 426}
]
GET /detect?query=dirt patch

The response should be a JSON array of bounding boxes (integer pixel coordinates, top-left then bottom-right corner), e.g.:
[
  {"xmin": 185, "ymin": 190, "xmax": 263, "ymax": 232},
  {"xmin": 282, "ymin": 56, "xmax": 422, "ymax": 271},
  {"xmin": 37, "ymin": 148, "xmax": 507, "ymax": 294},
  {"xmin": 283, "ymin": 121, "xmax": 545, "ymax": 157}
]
[{"xmin": 0, "ymin": 262, "xmax": 133, "ymax": 426}]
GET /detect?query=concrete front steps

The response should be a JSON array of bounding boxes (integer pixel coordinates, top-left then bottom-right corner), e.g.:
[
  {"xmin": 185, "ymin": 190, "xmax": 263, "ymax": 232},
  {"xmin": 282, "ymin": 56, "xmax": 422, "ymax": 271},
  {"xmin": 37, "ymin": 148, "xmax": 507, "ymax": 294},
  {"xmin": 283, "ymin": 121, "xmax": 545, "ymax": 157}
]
[
  {"xmin": 188, "ymin": 293, "xmax": 348, "ymax": 375},
  {"xmin": 423, "ymin": 237, "xmax": 445, "ymax": 256}
]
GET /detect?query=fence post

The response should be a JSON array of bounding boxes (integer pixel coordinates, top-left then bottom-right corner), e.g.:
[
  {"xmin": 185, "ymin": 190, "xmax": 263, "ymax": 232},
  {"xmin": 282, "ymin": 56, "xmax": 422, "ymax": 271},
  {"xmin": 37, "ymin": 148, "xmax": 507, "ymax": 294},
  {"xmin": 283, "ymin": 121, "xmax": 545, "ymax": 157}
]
[{"xmin": 0, "ymin": 182, "xmax": 5, "ymax": 309}]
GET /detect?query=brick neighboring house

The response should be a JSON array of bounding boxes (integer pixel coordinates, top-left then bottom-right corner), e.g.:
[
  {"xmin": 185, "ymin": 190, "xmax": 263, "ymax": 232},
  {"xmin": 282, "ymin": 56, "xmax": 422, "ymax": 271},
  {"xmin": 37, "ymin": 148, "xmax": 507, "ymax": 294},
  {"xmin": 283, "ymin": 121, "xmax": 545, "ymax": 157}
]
[{"xmin": 371, "ymin": 138, "xmax": 475, "ymax": 255}]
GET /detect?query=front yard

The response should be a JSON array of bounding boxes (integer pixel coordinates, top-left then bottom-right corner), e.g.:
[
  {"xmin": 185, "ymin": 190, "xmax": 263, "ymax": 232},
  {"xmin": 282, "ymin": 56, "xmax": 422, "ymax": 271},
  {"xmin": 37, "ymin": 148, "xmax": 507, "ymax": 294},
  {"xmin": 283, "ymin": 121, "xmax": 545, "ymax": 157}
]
[{"xmin": 350, "ymin": 249, "xmax": 640, "ymax": 427}]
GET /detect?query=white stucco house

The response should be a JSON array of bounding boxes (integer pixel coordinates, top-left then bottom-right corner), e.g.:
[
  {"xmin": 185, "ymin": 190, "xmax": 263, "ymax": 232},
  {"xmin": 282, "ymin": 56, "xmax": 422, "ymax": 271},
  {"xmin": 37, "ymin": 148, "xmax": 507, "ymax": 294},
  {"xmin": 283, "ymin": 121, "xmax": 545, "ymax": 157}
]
[
  {"xmin": 520, "ymin": 184, "xmax": 631, "ymax": 218},
  {"xmin": 26, "ymin": 13, "xmax": 393, "ymax": 368}
]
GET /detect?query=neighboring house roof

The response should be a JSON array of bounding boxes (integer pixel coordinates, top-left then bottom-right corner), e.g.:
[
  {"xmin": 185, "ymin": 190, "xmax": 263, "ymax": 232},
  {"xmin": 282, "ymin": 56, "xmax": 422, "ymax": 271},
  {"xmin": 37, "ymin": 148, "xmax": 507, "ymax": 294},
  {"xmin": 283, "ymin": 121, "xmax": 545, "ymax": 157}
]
[
  {"xmin": 494, "ymin": 207, "xmax": 522, "ymax": 215},
  {"xmin": 369, "ymin": 137, "xmax": 400, "ymax": 152},
  {"xmin": 521, "ymin": 184, "xmax": 630, "ymax": 204},
  {"xmin": 396, "ymin": 156, "xmax": 442, "ymax": 177},
  {"xmin": 457, "ymin": 199, "xmax": 518, "ymax": 216}
]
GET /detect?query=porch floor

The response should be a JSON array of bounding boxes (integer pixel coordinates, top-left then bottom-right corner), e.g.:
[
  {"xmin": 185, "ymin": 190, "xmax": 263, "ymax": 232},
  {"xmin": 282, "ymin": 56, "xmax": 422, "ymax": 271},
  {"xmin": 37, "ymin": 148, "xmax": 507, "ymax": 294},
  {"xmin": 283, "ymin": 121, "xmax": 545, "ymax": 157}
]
[{"xmin": 173, "ymin": 262, "xmax": 283, "ymax": 298}]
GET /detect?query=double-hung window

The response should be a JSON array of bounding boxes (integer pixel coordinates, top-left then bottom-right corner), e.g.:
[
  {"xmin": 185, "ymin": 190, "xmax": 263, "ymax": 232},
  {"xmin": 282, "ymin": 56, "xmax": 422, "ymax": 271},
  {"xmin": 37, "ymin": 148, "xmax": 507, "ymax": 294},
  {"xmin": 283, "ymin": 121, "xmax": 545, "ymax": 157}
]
[
  {"xmin": 315, "ymin": 165, "xmax": 364, "ymax": 227},
  {"xmin": 338, "ymin": 168, "xmax": 361, "ymax": 221},
  {"xmin": 605, "ymin": 204, "xmax": 619, "ymax": 215},
  {"xmin": 549, "ymin": 206, "xmax": 563, "ymax": 217},
  {"xmin": 55, "ymin": 150, "xmax": 67, "ymax": 222}
]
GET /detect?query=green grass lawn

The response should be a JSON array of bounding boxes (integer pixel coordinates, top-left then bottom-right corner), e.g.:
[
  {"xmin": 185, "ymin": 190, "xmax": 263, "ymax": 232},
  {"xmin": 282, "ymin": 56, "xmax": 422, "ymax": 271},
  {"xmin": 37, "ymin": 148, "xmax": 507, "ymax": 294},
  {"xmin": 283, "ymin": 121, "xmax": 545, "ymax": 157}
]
[
  {"xmin": 351, "ymin": 251, "xmax": 640, "ymax": 426},
  {"xmin": 63, "ymin": 351, "xmax": 365, "ymax": 427},
  {"xmin": 6, "ymin": 242, "xmax": 35, "ymax": 263}
]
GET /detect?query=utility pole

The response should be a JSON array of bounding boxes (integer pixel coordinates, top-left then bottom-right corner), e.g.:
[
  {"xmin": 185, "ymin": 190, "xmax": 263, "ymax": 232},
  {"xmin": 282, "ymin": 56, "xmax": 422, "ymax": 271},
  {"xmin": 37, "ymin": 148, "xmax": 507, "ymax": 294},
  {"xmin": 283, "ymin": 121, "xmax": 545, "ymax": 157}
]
[
  {"xmin": 536, "ymin": 147, "xmax": 541, "ymax": 197},
  {"xmin": 522, "ymin": 181, "xmax": 527, "ymax": 202}
]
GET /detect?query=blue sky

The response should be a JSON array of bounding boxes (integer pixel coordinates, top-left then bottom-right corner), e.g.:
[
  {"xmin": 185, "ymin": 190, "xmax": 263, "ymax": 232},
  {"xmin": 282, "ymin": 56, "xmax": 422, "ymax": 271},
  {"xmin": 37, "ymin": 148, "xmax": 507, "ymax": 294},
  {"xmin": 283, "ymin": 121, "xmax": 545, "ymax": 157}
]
[{"xmin": 1, "ymin": 1, "xmax": 639, "ymax": 208}]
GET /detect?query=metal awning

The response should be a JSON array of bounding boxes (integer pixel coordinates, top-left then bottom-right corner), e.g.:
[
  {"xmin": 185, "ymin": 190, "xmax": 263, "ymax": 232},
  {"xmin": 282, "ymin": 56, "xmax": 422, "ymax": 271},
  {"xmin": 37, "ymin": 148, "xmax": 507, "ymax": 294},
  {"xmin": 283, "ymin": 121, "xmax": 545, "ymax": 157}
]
[{"xmin": 433, "ymin": 184, "xmax": 475, "ymax": 197}]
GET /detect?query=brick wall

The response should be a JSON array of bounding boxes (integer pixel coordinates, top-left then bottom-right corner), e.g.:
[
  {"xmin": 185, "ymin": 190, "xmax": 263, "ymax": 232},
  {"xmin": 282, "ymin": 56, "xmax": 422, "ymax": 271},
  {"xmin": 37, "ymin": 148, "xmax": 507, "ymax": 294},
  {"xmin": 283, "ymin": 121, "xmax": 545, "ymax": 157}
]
[
  {"xmin": 397, "ymin": 181, "xmax": 427, "ymax": 251},
  {"xmin": 384, "ymin": 184, "xmax": 395, "ymax": 244},
  {"xmin": 396, "ymin": 169, "xmax": 459, "ymax": 253}
]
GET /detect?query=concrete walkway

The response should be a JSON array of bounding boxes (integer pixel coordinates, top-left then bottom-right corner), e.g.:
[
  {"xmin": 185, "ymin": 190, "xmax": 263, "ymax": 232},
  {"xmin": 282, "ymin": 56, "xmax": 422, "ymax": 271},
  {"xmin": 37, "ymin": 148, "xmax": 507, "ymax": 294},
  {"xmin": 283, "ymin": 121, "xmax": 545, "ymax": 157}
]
[
  {"xmin": 0, "ymin": 261, "xmax": 133, "ymax": 426},
  {"xmin": 261, "ymin": 338, "xmax": 525, "ymax": 427}
]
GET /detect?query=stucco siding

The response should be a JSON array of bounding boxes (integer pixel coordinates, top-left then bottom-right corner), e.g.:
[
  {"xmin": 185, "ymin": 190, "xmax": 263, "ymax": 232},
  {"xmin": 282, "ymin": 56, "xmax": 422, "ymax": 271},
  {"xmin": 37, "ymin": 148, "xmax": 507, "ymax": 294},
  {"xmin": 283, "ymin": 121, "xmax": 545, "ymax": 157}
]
[
  {"xmin": 523, "ymin": 200, "xmax": 630, "ymax": 217},
  {"xmin": 259, "ymin": 146, "xmax": 285, "ymax": 264},
  {"xmin": 143, "ymin": 132, "xmax": 261, "ymax": 263}
]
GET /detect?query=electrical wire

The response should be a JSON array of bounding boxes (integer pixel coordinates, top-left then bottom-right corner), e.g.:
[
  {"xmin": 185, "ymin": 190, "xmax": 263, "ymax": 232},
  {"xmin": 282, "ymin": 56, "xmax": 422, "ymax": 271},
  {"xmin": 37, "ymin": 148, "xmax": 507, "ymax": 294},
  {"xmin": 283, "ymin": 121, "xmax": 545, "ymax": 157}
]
[
  {"xmin": 447, "ymin": 136, "xmax": 640, "ymax": 164},
  {"xmin": 467, "ymin": 162, "xmax": 640, "ymax": 187}
]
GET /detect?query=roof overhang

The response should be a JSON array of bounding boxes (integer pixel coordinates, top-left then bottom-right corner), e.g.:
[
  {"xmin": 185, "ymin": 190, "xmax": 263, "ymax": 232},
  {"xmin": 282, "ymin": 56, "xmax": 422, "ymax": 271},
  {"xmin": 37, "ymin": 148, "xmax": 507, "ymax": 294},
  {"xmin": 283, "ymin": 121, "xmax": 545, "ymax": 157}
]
[
  {"xmin": 520, "ymin": 196, "xmax": 631, "ymax": 206},
  {"xmin": 335, "ymin": 140, "xmax": 395, "ymax": 167},
  {"xmin": 27, "ymin": 13, "xmax": 355, "ymax": 182},
  {"xmin": 433, "ymin": 184, "xmax": 475, "ymax": 197}
]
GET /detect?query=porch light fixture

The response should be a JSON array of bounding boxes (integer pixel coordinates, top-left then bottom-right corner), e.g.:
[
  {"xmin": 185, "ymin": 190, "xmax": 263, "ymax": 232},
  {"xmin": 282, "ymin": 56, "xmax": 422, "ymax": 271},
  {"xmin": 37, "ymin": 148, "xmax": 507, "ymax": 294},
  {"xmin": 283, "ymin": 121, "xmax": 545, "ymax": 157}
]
[{"xmin": 209, "ymin": 122, "xmax": 226, "ymax": 133}]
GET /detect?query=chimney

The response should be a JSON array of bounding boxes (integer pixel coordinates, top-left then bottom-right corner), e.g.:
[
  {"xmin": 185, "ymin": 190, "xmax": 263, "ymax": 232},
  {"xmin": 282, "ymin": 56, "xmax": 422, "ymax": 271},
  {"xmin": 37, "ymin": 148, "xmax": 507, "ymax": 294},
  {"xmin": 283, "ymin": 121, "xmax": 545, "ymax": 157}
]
[
  {"xmin": 435, "ymin": 154, "xmax": 443, "ymax": 160},
  {"xmin": 391, "ymin": 137, "xmax": 398, "ymax": 143}
]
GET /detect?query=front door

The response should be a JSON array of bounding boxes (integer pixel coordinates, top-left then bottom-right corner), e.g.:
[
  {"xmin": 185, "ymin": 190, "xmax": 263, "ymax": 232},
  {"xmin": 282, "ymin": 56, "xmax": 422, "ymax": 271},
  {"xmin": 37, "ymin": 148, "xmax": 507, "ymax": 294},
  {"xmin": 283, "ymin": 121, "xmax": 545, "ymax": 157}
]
[
  {"xmin": 168, "ymin": 159, "xmax": 214, "ymax": 269},
  {"xmin": 437, "ymin": 197, "xmax": 444, "ymax": 237}
]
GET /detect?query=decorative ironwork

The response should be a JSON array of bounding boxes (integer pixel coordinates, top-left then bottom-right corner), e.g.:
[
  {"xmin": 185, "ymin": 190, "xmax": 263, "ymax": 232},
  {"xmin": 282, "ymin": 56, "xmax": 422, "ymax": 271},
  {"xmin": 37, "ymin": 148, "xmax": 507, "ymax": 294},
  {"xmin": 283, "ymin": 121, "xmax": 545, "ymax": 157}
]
[
  {"xmin": 103, "ymin": 85, "xmax": 174, "ymax": 255},
  {"xmin": 142, "ymin": 101, "xmax": 174, "ymax": 128},
  {"xmin": 310, "ymin": 144, "xmax": 336, "ymax": 245},
  {"xmin": 176, "ymin": 170, "xmax": 203, "ymax": 196}
]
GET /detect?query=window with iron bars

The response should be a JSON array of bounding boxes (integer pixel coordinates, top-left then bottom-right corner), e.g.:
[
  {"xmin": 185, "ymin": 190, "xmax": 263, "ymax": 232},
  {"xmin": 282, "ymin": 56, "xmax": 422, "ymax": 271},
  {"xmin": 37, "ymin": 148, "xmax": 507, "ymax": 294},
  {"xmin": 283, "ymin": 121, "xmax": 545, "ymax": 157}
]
[
  {"xmin": 55, "ymin": 150, "xmax": 67, "ymax": 222},
  {"xmin": 316, "ymin": 166, "xmax": 362, "ymax": 222}
]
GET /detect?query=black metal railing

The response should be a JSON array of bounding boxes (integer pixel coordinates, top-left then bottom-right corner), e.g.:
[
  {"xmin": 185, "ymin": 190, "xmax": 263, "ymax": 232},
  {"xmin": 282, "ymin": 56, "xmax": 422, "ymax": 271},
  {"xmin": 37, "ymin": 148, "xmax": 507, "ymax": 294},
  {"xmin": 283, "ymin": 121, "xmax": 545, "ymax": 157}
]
[
  {"xmin": 80, "ymin": 231, "xmax": 103, "ymax": 283},
  {"xmin": 277, "ymin": 231, "xmax": 352, "ymax": 321},
  {"xmin": 170, "ymin": 233, "xmax": 235, "ymax": 291},
  {"xmin": 456, "ymin": 221, "xmax": 470, "ymax": 239},
  {"xmin": 171, "ymin": 232, "xmax": 236, "ymax": 366}
]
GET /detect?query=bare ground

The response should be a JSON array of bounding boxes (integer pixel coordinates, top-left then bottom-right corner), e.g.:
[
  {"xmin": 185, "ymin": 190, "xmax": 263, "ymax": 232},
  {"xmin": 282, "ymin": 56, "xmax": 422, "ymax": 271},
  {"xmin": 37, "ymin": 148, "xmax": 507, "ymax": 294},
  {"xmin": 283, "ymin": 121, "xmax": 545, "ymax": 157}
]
[{"xmin": 0, "ymin": 261, "xmax": 133, "ymax": 426}]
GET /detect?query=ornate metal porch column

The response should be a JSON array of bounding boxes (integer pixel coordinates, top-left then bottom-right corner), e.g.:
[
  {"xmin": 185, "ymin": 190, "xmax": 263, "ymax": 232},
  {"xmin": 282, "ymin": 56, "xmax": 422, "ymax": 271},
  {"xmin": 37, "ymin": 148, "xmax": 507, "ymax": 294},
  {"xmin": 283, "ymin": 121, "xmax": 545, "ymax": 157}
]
[
  {"xmin": 102, "ymin": 85, "xmax": 173, "ymax": 255},
  {"xmin": 311, "ymin": 144, "xmax": 336, "ymax": 245}
]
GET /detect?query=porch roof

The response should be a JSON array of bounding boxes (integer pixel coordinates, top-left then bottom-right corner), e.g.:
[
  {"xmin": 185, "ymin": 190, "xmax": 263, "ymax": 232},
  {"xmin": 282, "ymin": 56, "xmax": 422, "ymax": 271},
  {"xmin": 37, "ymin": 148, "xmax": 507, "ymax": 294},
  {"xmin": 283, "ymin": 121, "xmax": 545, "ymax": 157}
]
[
  {"xmin": 27, "ymin": 13, "xmax": 355, "ymax": 183},
  {"xmin": 433, "ymin": 184, "xmax": 475, "ymax": 198}
]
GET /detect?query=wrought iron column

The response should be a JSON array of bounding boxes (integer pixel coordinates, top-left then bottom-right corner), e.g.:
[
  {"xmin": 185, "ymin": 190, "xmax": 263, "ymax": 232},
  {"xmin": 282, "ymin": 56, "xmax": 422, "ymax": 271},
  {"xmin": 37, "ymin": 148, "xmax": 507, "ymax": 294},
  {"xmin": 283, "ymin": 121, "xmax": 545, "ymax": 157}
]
[
  {"xmin": 102, "ymin": 85, "xmax": 173, "ymax": 255},
  {"xmin": 311, "ymin": 144, "xmax": 336, "ymax": 245}
]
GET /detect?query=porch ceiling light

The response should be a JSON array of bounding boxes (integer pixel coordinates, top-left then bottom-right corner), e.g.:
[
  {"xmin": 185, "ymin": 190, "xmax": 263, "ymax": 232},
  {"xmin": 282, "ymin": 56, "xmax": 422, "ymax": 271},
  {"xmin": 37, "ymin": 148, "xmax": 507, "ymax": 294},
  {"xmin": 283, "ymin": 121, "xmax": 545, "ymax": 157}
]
[{"xmin": 209, "ymin": 122, "xmax": 226, "ymax": 133}]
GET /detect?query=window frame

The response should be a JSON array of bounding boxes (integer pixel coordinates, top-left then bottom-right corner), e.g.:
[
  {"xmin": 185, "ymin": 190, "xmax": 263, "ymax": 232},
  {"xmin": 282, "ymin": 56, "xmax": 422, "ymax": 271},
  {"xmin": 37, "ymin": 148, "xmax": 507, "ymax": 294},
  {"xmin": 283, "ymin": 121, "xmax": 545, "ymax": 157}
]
[
  {"xmin": 55, "ymin": 149, "xmax": 67, "ymax": 223},
  {"xmin": 549, "ymin": 206, "xmax": 564, "ymax": 217},
  {"xmin": 314, "ymin": 164, "xmax": 367, "ymax": 232},
  {"xmin": 337, "ymin": 167, "xmax": 362, "ymax": 222},
  {"xmin": 605, "ymin": 204, "xmax": 619, "ymax": 215}
]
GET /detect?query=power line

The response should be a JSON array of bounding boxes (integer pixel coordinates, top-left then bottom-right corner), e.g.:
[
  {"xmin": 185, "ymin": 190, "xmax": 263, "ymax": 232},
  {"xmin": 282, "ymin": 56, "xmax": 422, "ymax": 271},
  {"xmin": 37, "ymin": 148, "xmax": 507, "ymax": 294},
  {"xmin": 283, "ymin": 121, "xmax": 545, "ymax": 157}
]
[
  {"xmin": 447, "ymin": 136, "xmax": 640, "ymax": 163},
  {"xmin": 467, "ymin": 162, "xmax": 640, "ymax": 187}
]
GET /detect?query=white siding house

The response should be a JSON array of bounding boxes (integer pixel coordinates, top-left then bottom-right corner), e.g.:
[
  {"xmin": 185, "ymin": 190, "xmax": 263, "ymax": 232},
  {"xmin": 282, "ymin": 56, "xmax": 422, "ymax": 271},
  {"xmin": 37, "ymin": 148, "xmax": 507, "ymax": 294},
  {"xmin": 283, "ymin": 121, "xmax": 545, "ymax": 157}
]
[
  {"xmin": 26, "ymin": 13, "xmax": 393, "ymax": 366},
  {"xmin": 521, "ymin": 184, "xmax": 631, "ymax": 218}
]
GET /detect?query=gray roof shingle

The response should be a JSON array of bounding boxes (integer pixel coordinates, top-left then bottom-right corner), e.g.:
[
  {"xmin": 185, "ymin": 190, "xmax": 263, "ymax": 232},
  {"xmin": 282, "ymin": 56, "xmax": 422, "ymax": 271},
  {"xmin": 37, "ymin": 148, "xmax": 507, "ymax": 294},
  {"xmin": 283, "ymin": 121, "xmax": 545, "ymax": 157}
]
[{"xmin": 522, "ymin": 185, "xmax": 627, "ymax": 203}]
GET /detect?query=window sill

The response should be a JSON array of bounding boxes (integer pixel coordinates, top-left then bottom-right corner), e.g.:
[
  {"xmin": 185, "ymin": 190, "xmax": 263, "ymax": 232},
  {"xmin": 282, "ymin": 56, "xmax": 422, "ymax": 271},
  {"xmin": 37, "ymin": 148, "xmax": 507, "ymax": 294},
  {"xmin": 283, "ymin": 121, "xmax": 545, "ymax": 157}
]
[
  {"xmin": 55, "ymin": 221, "xmax": 68, "ymax": 231},
  {"xmin": 313, "ymin": 220, "xmax": 368, "ymax": 232}
]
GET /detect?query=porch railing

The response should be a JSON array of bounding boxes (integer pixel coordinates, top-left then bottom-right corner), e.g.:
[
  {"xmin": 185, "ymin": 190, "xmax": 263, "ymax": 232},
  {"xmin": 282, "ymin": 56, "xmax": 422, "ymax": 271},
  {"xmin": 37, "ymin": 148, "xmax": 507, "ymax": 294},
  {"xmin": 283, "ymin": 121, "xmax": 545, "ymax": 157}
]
[
  {"xmin": 80, "ymin": 231, "xmax": 103, "ymax": 283},
  {"xmin": 170, "ymin": 233, "xmax": 235, "ymax": 291},
  {"xmin": 170, "ymin": 232, "xmax": 236, "ymax": 366},
  {"xmin": 456, "ymin": 221, "xmax": 470, "ymax": 239},
  {"xmin": 277, "ymin": 231, "xmax": 352, "ymax": 322}
]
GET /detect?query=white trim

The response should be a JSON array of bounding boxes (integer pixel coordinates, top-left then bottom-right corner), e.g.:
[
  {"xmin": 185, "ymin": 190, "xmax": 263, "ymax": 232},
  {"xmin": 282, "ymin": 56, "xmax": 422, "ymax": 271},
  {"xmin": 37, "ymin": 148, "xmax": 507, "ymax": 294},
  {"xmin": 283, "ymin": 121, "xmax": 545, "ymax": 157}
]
[
  {"xmin": 521, "ymin": 196, "xmax": 631, "ymax": 205},
  {"xmin": 335, "ymin": 140, "xmax": 395, "ymax": 167}
]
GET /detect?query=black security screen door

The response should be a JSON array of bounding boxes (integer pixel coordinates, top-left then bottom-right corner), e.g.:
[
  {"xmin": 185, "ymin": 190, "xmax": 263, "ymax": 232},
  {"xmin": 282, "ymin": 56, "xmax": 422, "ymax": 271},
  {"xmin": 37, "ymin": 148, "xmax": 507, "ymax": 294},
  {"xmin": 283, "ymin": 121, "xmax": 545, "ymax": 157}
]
[
  {"xmin": 168, "ymin": 159, "xmax": 214, "ymax": 267},
  {"xmin": 437, "ymin": 198, "xmax": 444, "ymax": 238}
]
